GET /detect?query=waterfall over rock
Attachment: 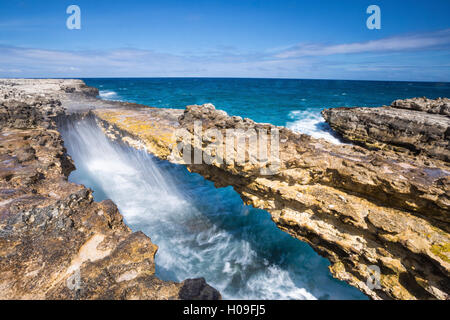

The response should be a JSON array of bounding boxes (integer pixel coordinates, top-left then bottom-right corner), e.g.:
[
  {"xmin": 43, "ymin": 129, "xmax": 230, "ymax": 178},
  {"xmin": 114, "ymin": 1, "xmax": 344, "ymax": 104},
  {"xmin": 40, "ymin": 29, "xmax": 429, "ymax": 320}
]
[{"xmin": 59, "ymin": 117, "xmax": 366, "ymax": 300}]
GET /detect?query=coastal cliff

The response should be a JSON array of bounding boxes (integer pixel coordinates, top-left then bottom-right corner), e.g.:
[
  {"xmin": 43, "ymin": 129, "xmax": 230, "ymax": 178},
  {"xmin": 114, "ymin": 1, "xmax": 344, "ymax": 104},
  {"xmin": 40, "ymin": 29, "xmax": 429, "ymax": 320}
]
[
  {"xmin": 93, "ymin": 102, "xmax": 450, "ymax": 300},
  {"xmin": 0, "ymin": 79, "xmax": 448, "ymax": 300},
  {"xmin": 0, "ymin": 79, "xmax": 220, "ymax": 300}
]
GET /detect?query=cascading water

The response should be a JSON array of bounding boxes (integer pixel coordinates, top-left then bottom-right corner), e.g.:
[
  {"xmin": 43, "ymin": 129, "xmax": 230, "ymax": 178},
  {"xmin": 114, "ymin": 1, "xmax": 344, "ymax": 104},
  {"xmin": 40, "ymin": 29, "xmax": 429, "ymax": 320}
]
[{"xmin": 59, "ymin": 117, "xmax": 367, "ymax": 300}]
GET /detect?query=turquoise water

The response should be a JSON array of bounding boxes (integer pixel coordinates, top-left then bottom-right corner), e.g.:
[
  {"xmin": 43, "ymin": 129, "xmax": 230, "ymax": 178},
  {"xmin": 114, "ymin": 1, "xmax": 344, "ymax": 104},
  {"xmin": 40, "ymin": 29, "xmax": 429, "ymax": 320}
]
[
  {"xmin": 60, "ymin": 118, "xmax": 366, "ymax": 300},
  {"xmin": 84, "ymin": 78, "xmax": 450, "ymax": 143},
  {"xmin": 62, "ymin": 78, "xmax": 448, "ymax": 300}
]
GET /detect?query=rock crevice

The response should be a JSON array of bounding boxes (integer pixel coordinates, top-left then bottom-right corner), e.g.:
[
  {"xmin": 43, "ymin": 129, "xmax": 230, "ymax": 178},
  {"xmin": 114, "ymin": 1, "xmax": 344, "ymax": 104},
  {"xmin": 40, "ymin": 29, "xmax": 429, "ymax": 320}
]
[{"xmin": 0, "ymin": 79, "xmax": 220, "ymax": 300}]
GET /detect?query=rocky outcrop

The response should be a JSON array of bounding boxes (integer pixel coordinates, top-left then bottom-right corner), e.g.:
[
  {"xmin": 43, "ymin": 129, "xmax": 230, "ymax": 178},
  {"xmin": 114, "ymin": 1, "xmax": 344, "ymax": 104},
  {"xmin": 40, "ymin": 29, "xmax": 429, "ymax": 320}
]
[
  {"xmin": 321, "ymin": 98, "xmax": 450, "ymax": 161},
  {"xmin": 392, "ymin": 97, "xmax": 450, "ymax": 116},
  {"xmin": 1, "ymin": 79, "xmax": 449, "ymax": 301},
  {"xmin": 94, "ymin": 103, "xmax": 450, "ymax": 300},
  {"xmin": 0, "ymin": 79, "xmax": 99, "ymax": 100},
  {"xmin": 0, "ymin": 80, "xmax": 220, "ymax": 300}
]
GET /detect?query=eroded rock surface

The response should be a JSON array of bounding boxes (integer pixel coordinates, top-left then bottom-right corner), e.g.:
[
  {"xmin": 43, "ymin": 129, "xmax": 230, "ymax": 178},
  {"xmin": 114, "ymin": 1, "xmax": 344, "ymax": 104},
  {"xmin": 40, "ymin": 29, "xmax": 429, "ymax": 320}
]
[
  {"xmin": 94, "ymin": 103, "xmax": 450, "ymax": 300},
  {"xmin": 1, "ymin": 79, "xmax": 449, "ymax": 301},
  {"xmin": 322, "ymin": 98, "xmax": 450, "ymax": 161},
  {"xmin": 0, "ymin": 79, "xmax": 220, "ymax": 300},
  {"xmin": 392, "ymin": 97, "xmax": 450, "ymax": 116}
]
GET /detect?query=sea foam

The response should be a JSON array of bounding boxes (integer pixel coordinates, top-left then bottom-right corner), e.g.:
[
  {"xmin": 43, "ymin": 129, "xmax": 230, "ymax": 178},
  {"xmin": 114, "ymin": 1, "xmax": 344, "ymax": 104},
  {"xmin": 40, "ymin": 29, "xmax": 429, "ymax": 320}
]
[
  {"xmin": 286, "ymin": 109, "xmax": 343, "ymax": 144},
  {"xmin": 99, "ymin": 90, "xmax": 119, "ymax": 99},
  {"xmin": 59, "ymin": 118, "xmax": 366, "ymax": 300}
]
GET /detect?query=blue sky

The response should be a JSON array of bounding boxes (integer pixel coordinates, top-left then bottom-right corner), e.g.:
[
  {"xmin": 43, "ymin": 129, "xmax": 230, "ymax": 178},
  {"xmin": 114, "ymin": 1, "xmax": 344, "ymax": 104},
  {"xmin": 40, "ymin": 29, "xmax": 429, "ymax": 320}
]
[{"xmin": 1, "ymin": 0, "xmax": 449, "ymax": 81}]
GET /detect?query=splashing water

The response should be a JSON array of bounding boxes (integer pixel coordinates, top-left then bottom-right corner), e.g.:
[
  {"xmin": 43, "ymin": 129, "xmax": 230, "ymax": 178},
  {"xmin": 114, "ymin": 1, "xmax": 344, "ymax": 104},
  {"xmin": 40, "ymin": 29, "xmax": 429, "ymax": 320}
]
[
  {"xmin": 99, "ymin": 90, "xmax": 119, "ymax": 99},
  {"xmin": 286, "ymin": 110, "xmax": 343, "ymax": 144},
  {"xmin": 59, "ymin": 118, "xmax": 367, "ymax": 300}
]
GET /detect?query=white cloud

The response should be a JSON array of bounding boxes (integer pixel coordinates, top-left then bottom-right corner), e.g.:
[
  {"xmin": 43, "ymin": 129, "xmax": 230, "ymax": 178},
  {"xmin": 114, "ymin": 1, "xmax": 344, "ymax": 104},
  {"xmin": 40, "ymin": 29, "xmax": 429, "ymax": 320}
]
[
  {"xmin": 0, "ymin": 29, "xmax": 449, "ymax": 81},
  {"xmin": 276, "ymin": 29, "xmax": 450, "ymax": 58}
]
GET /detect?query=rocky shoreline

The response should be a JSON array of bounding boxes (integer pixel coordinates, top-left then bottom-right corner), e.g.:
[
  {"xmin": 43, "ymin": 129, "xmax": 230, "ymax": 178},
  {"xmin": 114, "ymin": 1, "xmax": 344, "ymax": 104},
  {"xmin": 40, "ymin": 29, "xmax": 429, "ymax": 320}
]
[
  {"xmin": 0, "ymin": 79, "xmax": 220, "ymax": 300},
  {"xmin": 1, "ymin": 79, "xmax": 449, "ymax": 300},
  {"xmin": 322, "ymin": 97, "xmax": 450, "ymax": 162},
  {"xmin": 94, "ymin": 103, "xmax": 449, "ymax": 300}
]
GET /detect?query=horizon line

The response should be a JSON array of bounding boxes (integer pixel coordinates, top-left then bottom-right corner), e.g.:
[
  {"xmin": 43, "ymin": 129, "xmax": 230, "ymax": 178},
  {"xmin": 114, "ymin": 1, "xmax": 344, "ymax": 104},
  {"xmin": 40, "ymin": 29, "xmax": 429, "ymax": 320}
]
[{"xmin": 2, "ymin": 76, "xmax": 449, "ymax": 84}]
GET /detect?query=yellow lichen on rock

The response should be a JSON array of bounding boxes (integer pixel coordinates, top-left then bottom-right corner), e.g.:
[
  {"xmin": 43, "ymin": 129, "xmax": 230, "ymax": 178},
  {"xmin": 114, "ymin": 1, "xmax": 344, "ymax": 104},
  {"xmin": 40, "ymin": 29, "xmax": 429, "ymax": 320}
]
[{"xmin": 93, "ymin": 102, "xmax": 450, "ymax": 300}]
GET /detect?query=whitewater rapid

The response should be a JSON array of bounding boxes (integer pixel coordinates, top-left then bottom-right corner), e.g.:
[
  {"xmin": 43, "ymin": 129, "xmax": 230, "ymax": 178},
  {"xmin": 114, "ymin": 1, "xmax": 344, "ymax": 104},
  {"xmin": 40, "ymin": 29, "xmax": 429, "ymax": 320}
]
[{"xmin": 59, "ymin": 118, "xmax": 366, "ymax": 300}]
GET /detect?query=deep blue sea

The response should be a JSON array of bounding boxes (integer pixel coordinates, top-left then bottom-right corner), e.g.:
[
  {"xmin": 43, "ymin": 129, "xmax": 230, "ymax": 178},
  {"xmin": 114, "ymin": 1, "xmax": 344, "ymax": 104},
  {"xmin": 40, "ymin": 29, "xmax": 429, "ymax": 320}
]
[
  {"xmin": 60, "ymin": 78, "xmax": 449, "ymax": 300},
  {"xmin": 84, "ymin": 78, "xmax": 450, "ymax": 143}
]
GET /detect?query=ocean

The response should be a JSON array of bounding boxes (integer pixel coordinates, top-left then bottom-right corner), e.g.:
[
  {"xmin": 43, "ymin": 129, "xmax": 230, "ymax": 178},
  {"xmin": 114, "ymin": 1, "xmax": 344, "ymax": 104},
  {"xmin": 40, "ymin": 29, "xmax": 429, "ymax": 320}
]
[
  {"xmin": 84, "ymin": 78, "xmax": 450, "ymax": 144},
  {"xmin": 59, "ymin": 78, "xmax": 449, "ymax": 300}
]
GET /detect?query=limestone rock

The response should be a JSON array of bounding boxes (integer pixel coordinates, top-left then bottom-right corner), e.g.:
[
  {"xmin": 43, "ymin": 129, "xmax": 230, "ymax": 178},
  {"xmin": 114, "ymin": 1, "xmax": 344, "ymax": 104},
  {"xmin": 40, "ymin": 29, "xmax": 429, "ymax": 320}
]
[
  {"xmin": 392, "ymin": 97, "xmax": 450, "ymax": 116},
  {"xmin": 322, "ymin": 98, "xmax": 450, "ymax": 161},
  {"xmin": 0, "ymin": 79, "xmax": 220, "ymax": 300},
  {"xmin": 2, "ymin": 79, "xmax": 449, "ymax": 301}
]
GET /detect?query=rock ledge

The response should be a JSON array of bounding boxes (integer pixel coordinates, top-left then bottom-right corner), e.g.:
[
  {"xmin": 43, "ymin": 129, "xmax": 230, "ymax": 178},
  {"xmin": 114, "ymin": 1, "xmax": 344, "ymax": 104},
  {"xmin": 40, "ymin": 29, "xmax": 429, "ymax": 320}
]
[{"xmin": 0, "ymin": 79, "xmax": 220, "ymax": 300}]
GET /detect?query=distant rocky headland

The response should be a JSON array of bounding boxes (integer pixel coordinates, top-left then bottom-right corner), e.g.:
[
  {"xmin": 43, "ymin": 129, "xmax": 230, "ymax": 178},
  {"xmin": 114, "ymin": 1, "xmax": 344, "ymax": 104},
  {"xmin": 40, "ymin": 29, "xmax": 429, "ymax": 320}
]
[{"xmin": 0, "ymin": 79, "xmax": 448, "ymax": 300}]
